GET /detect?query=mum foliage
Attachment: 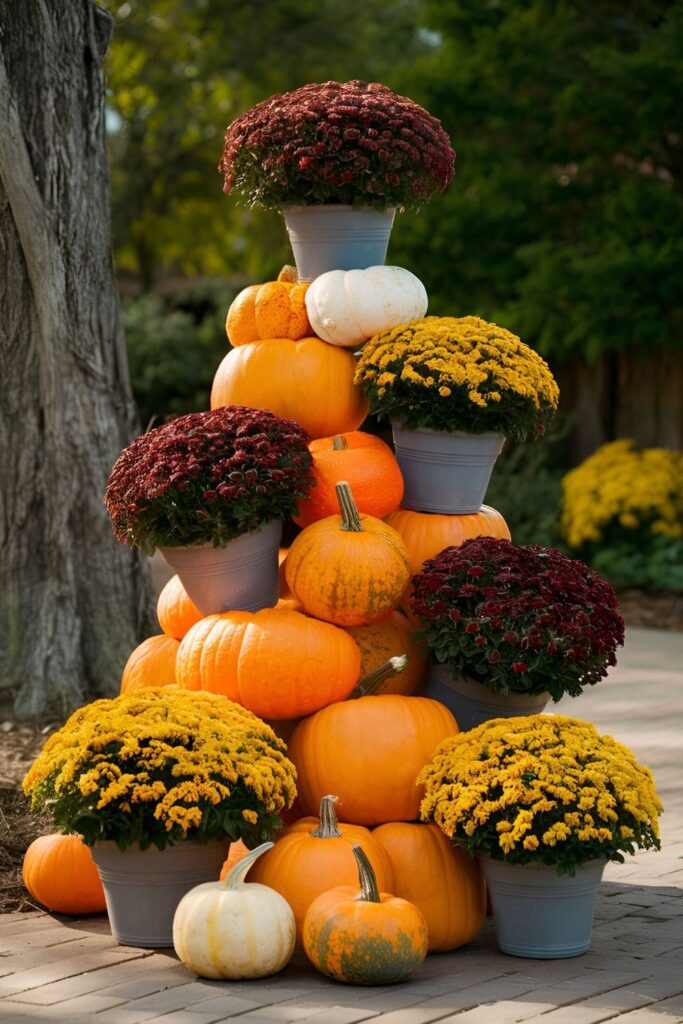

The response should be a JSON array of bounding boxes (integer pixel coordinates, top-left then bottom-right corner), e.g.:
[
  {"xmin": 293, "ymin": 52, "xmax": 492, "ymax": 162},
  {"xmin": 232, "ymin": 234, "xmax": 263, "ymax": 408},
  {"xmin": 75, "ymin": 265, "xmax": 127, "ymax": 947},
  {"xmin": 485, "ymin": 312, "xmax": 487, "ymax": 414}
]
[
  {"xmin": 411, "ymin": 537, "xmax": 624, "ymax": 702},
  {"xmin": 419, "ymin": 715, "xmax": 662, "ymax": 874},
  {"xmin": 105, "ymin": 406, "xmax": 312, "ymax": 553},
  {"xmin": 219, "ymin": 80, "xmax": 454, "ymax": 211},
  {"xmin": 355, "ymin": 316, "xmax": 559, "ymax": 441},
  {"xmin": 23, "ymin": 689, "xmax": 296, "ymax": 851}
]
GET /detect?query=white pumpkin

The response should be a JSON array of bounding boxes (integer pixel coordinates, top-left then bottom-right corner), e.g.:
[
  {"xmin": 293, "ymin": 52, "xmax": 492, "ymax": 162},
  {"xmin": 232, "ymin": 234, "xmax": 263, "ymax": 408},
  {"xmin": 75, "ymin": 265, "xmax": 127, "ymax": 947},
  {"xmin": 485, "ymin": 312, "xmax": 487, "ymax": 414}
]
[
  {"xmin": 305, "ymin": 266, "xmax": 428, "ymax": 348},
  {"xmin": 172, "ymin": 842, "xmax": 296, "ymax": 980}
]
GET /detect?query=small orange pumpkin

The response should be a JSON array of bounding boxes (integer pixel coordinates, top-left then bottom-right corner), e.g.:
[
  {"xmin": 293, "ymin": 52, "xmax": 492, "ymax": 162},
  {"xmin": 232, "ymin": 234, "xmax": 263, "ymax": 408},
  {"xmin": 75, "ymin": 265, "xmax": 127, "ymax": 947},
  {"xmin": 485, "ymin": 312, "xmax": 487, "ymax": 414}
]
[
  {"xmin": 22, "ymin": 834, "xmax": 106, "ymax": 915},
  {"xmin": 175, "ymin": 608, "xmax": 361, "ymax": 719},
  {"xmin": 227, "ymin": 271, "xmax": 312, "ymax": 346},
  {"xmin": 385, "ymin": 504, "xmax": 511, "ymax": 579},
  {"xmin": 120, "ymin": 634, "xmax": 180, "ymax": 694},
  {"xmin": 303, "ymin": 845, "xmax": 428, "ymax": 985},
  {"xmin": 288, "ymin": 694, "xmax": 458, "ymax": 826},
  {"xmin": 157, "ymin": 575, "xmax": 203, "ymax": 640},
  {"xmin": 286, "ymin": 482, "xmax": 410, "ymax": 626},
  {"xmin": 294, "ymin": 432, "xmax": 404, "ymax": 528},
  {"xmin": 372, "ymin": 822, "xmax": 486, "ymax": 952},
  {"xmin": 344, "ymin": 611, "xmax": 427, "ymax": 695},
  {"xmin": 247, "ymin": 796, "xmax": 395, "ymax": 942},
  {"xmin": 210, "ymin": 337, "xmax": 367, "ymax": 440}
]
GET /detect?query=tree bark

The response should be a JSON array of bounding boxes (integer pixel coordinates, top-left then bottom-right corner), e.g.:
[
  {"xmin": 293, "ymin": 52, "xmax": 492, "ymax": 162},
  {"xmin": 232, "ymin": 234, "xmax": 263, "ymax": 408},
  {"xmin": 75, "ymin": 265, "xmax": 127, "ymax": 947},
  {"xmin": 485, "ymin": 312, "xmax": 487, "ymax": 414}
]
[{"xmin": 0, "ymin": 0, "xmax": 155, "ymax": 718}]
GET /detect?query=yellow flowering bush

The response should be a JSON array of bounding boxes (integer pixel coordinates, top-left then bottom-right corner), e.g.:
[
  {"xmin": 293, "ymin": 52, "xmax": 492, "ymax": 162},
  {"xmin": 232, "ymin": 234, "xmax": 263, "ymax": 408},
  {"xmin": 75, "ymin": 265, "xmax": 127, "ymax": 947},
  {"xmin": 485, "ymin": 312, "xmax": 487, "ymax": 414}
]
[
  {"xmin": 355, "ymin": 315, "xmax": 559, "ymax": 441},
  {"xmin": 561, "ymin": 440, "xmax": 683, "ymax": 590},
  {"xmin": 23, "ymin": 689, "xmax": 296, "ymax": 851},
  {"xmin": 418, "ymin": 715, "xmax": 661, "ymax": 874}
]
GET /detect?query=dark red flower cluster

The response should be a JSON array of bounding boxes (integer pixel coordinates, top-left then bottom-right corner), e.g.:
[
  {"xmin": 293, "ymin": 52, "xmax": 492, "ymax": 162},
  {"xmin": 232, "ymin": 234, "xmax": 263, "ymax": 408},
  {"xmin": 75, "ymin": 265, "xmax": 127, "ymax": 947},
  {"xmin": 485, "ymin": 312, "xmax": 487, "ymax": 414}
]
[
  {"xmin": 411, "ymin": 538, "xmax": 624, "ymax": 701},
  {"xmin": 219, "ymin": 80, "xmax": 455, "ymax": 211},
  {"xmin": 105, "ymin": 406, "xmax": 313, "ymax": 552}
]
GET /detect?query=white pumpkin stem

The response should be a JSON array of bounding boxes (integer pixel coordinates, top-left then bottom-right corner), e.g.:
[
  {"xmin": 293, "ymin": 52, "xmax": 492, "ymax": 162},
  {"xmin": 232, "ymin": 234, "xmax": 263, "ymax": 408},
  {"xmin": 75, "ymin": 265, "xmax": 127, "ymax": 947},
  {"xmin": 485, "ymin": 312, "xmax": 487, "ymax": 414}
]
[
  {"xmin": 310, "ymin": 794, "xmax": 343, "ymax": 838},
  {"xmin": 224, "ymin": 841, "xmax": 273, "ymax": 889},
  {"xmin": 351, "ymin": 655, "xmax": 408, "ymax": 698},
  {"xmin": 332, "ymin": 435, "xmax": 350, "ymax": 451},
  {"xmin": 336, "ymin": 481, "xmax": 363, "ymax": 532},
  {"xmin": 352, "ymin": 844, "xmax": 382, "ymax": 904}
]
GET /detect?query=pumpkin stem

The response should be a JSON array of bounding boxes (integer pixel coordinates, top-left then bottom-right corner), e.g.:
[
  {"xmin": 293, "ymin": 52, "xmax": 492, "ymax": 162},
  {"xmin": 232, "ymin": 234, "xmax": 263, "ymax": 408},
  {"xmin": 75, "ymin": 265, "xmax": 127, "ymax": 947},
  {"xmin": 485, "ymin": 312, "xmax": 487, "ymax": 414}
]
[
  {"xmin": 332, "ymin": 435, "xmax": 350, "ymax": 451},
  {"xmin": 224, "ymin": 841, "xmax": 273, "ymax": 890},
  {"xmin": 351, "ymin": 844, "xmax": 382, "ymax": 904},
  {"xmin": 277, "ymin": 264, "xmax": 299, "ymax": 283},
  {"xmin": 351, "ymin": 655, "xmax": 408, "ymax": 698},
  {"xmin": 336, "ymin": 481, "xmax": 363, "ymax": 532},
  {"xmin": 310, "ymin": 794, "xmax": 343, "ymax": 839}
]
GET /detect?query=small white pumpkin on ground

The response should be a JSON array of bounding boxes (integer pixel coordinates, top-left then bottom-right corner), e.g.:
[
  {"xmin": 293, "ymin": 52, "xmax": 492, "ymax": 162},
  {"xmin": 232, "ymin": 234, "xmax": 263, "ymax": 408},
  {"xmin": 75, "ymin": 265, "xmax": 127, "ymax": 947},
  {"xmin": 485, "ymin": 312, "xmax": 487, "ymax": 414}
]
[
  {"xmin": 305, "ymin": 266, "xmax": 428, "ymax": 348},
  {"xmin": 172, "ymin": 842, "xmax": 296, "ymax": 980}
]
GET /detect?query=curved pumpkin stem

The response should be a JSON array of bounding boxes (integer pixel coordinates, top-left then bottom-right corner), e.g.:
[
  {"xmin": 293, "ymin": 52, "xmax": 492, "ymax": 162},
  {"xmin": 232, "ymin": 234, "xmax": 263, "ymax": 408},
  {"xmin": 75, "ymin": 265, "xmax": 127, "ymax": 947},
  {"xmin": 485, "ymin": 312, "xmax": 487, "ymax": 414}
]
[
  {"xmin": 351, "ymin": 655, "xmax": 408, "ymax": 698},
  {"xmin": 223, "ymin": 841, "xmax": 273, "ymax": 890},
  {"xmin": 332, "ymin": 435, "xmax": 350, "ymax": 451},
  {"xmin": 352, "ymin": 844, "xmax": 381, "ymax": 904},
  {"xmin": 310, "ymin": 794, "xmax": 343, "ymax": 839},
  {"xmin": 336, "ymin": 481, "xmax": 363, "ymax": 533},
  {"xmin": 277, "ymin": 264, "xmax": 299, "ymax": 283}
]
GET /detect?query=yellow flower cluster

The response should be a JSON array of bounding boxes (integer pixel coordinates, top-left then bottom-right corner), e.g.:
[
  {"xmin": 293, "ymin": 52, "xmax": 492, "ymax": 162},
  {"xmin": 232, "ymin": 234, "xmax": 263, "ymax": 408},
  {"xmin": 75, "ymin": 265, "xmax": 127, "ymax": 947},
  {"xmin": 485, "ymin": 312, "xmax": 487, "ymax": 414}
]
[
  {"xmin": 23, "ymin": 689, "xmax": 296, "ymax": 846},
  {"xmin": 561, "ymin": 439, "xmax": 683, "ymax": 548},
  {"xmin": 356, "ymin": 316, "xmax": 559, "ymax": 436},
  {"xmin": 418, "ymin": 715, "xmax": 661, "ymax": 869}
]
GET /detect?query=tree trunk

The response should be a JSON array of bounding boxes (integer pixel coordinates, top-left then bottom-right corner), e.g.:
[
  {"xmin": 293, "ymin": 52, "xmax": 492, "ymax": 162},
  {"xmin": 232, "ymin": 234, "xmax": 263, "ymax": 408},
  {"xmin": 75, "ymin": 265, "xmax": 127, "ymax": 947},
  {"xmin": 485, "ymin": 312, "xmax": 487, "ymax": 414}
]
[{"xmin": 0, "ymin": 0, "xmax": 156, "ymax": 718}]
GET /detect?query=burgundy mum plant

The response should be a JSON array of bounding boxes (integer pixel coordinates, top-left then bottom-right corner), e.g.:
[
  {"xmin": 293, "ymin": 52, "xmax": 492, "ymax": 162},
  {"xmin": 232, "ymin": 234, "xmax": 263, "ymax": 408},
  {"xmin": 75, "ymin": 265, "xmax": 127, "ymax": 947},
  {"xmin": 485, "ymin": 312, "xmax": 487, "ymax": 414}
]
[
  {"xmin": 411, "ymin": 538, "xmax": 625, "ymax": 702},
  {"xmin": 219, "ymin": 80, "xmax": 455, "ymax": 211},
  {"xmin": 105, "ymin": 407, "xmax": 313, "ymax": 553}
]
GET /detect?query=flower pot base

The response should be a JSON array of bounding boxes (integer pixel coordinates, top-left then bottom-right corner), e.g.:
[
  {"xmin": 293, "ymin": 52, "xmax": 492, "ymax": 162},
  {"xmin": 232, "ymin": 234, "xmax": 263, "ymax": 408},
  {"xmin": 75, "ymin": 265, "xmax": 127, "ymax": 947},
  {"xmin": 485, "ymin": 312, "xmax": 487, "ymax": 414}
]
[
  {"xmin": 426, "ymin": 663, "xmax": 550, "ymax": 731},
  {"xmin": 282, "ymin": 205, "xmax": 396, "ymax": 280}
]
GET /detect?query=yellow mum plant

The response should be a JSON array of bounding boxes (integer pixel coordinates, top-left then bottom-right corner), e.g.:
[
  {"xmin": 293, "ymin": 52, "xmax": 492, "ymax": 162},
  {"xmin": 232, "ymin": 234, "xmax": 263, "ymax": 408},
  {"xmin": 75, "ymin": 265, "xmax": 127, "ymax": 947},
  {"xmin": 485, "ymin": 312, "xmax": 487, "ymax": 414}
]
[
  {"xmin": 418, "ymin": 715, "xmax": 661, "ymax": 875},
  {"xmin": 23, "ymin": 689, "xmax": 296, "ymax": 851},
  {"xmin": 355, "ymin": 315, "xmax": 559, "ymax": 441}
]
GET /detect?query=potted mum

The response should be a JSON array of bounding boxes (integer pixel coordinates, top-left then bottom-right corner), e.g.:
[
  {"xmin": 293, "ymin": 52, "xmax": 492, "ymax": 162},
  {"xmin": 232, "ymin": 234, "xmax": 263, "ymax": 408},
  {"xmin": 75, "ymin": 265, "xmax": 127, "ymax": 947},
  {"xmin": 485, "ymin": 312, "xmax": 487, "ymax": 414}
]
[
  {"xmin": 418, "ymin": 715, "xmax": 662, "ymax": 958},
  {"xmin": 218, "ymin": 80, "xmax": 455, "ymax": 279},
  {"xmin": 355, "ymin": 315, "xmax": 559, "ymax": 513},
  {"xmin": 105, "ymin": 405, "xmax": 312, "ymax": 614},
  {"xmin": 411, "ymin": 537, "xmax": 625, "ymax": 730},
  {"xmin": 23, "ymin": 689, "xmax": 296, "ymax": 948}
]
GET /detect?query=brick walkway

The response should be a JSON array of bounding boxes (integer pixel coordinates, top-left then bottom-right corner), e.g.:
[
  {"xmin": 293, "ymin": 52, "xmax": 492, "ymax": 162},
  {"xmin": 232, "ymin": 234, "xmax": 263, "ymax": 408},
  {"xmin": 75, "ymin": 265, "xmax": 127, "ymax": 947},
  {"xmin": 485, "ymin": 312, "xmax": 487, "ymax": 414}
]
[{"xmin": 1, "ymin": 628, "xmax": 681, "ymax": 1024}]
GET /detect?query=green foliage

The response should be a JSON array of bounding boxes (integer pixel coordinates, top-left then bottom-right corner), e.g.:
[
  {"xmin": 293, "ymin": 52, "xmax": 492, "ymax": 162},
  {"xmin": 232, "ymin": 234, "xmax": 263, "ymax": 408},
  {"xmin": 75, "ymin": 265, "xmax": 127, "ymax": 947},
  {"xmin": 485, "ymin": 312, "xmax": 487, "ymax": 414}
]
[{"xmin": 588, "ymin": 534, "xmax": 683, "ymax": 593}]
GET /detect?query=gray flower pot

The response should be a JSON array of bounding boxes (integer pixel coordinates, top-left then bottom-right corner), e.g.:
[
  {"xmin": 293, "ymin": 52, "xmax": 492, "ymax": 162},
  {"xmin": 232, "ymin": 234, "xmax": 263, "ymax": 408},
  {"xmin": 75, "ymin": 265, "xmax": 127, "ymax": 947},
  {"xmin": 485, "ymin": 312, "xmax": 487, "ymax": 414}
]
[
  {"xmin": 282, "ymin": 205, "xmax": 396, "ymax": 280},
  {"xmin": 159, "ymin": 520, "xmax": 282, "ymax": 616},
  {"xmin": 391, "ymin": 424, "xmax": 505, "ymax": 514},
  {"xmin": 480, "ymin": 857, "xmax": 606, "ymax": 958},
  {"xmin": 91, "ymin": 840, "xmax": 228, "ymax": 948},
  {"xmin": 426, "ymin": 662, "xmax": 550, "ymax": 732}
]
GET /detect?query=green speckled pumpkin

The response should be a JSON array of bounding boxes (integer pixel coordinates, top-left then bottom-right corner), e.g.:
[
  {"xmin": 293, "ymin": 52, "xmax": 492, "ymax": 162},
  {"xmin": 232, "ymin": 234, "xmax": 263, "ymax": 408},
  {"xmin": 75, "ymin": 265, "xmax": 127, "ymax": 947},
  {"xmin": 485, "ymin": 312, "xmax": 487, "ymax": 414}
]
[{"xmin": 302, "ymin": 845, "xmax": 428, "ymax": 985}]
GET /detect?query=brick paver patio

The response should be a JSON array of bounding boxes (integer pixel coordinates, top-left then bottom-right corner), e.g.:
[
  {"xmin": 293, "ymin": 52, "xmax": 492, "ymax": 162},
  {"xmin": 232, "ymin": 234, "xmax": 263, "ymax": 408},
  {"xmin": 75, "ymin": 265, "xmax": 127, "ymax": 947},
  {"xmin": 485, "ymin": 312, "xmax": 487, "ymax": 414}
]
[{"xmin": 1, "ymin": 627, "xmax": 681, "ymax": 1024}]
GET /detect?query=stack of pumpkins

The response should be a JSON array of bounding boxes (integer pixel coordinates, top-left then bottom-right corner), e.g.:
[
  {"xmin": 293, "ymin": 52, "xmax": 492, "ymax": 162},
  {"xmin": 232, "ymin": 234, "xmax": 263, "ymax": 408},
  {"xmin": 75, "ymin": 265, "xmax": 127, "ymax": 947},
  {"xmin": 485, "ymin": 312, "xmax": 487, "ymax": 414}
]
[{"xmin": 114, "ymin": 260, "xmax": 521, "ymax": 965}]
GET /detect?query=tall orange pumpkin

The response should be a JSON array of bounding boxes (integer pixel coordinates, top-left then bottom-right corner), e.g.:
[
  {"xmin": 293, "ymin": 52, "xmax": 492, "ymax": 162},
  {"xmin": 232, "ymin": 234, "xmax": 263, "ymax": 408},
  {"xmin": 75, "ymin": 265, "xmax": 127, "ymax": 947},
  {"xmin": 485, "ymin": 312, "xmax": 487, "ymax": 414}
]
[
  {"xmin": 372, "ymin": 822, "xmax": 486, "ymax": 952},
  {"xmin": 22, "ymin": 834, "xmax": 106, "ymax": 915},
  {"xmin": 294, "ymin": 432, "xmax": 404, "ymax": 527},
  {"xmin": 157, "ymin": 575, "xmax": 203, "ymax": 640},
  {"xmin": 288, "ymin": 695, "xmax": 458, "ymax": 826},
  {"xmin": 120, "ymin": 634, "xmax": 180, "ymax": 694},
  {"xmin": 175, "ymin": 608, "xmax": 360, "ymax": 719},
  {"xmin": 211, "ymin": 337, "xmax": 367, "ymax": 440},
  {"xmin": 286, "ymin": 482, "xmax": 410, "ymax": 626},
  {"xmin": 227, "ymin": 276, "xmax": 312, "ymax": 346},
  {"xmin": 344, "ymin": 612, "xmax": 427, "ymax": 695},
  {"xmin": 247, "ymin": 796, "xmax": 395, "ymax": 942}
]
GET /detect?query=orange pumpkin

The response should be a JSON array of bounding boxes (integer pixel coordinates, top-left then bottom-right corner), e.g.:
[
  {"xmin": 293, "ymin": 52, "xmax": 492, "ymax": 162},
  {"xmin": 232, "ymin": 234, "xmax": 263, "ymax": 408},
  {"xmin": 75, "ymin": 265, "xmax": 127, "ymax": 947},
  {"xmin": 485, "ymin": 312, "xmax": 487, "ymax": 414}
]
[
  {"xmin": 120, "ymin": 634, "xmax": 180, "ymax": 694},
  {"xmin": 219, "ymin": 839, "xmax": 250, "ymax": 881},
  {"xmin": 227, "ymin": 275, "xmax": 312, "ymax": 346},
  {"xmin": 157, "ymin": 574, "xmax": 203, "ymax": 640},
  {"xmin": 385, "ymin": 504, "xmax": 511, "ymax": 578},
  {"xmin": 372, "ymin": 822, "xmax": 486, "ymax": 952},
  {"xmin": 344, "ymin": 611, "xmax": 427, "ymax": 696},
  {"xmin": 210, "ymin": 337, "xmax": 367, "ymax": 440},
  {"xmin": 294, "ymin": 432, "xmax": 404, "ymax": 528},
  {"xmin": 288, "ymin": 695, "xmax": 458, "ymax": 826},
  {"xmin": 303, "ymin": 845, "xmax": 428, "ymax": 985},
  {"xmin": 286, "ymin": 482, "xmax": 410, "ymax": 626},
  {"xmin": 247, "ymin": 796, "xmax": 395, "ymax": 942},
  {"xmin": 22, "ymin": 834, "xmax": 106, "ymax": 915},
  {"xmin": 175, "ymin": 608, "xmax": 360, "ymax": 719}
]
